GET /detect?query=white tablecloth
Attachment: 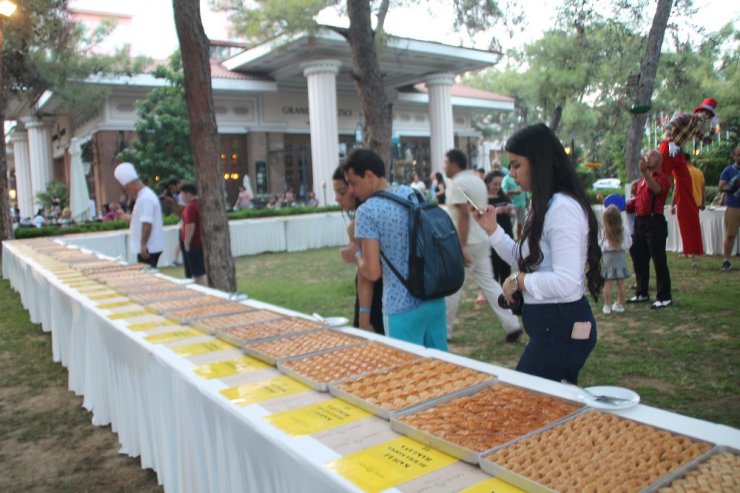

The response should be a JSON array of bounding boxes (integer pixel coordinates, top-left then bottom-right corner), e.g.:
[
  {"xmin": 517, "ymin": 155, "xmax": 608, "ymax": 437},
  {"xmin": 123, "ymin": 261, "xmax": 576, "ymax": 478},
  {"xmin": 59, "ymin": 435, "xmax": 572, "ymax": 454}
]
[
  {"xmin": 3, "ymin": 241, "xmax": 740, "ymax": 493},
  {"xmin": 61, "ymin": 212, "xmax": 348, "ymax": 265}
]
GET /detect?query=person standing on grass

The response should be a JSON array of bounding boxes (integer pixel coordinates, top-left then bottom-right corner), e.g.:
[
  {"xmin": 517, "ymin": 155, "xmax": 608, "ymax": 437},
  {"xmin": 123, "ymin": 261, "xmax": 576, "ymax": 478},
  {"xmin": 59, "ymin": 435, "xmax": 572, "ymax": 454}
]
[
  {"xmin": 600, "ymin": 205, "xmax": 632, "ymax": 315},
  {"xmin": 114, "ymin": 162, "xmax": 164, "ymax": 268},
  {"xmin": 626, "ymin": 150, "xmax": 672, "ymax": 309},
  {"xmin": 670, "ymin": 152, "xmax": 706, "ymax": 266},
  {"xmin": 333, "ymin": 166, "xmax": 384, "ymax": 335},
  {"xmin": 341, "ymin": 149, "xmax": 447, "ymax": 350},
  {"xmin": 179, "ymin": 183, "xmax": 207, "ymax": 286},
  {"xmin": 719, "ymin": 145, "xmax": 740, "ymax": 271},
  {"xmin": 444, "ymin": 149, "xmax": 522, "ymax": 344},
  {"xmin": 471, "ymin": 124, "xmax": 603, "ymax": 384}
]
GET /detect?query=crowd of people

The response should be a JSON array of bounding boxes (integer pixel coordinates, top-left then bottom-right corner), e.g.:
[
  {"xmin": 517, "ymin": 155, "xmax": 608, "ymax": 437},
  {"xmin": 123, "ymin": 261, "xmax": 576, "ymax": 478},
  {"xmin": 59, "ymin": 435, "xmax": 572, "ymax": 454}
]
[{"xmin": 100, "ymin": 97, "xmax": 738, "ymax": 386}]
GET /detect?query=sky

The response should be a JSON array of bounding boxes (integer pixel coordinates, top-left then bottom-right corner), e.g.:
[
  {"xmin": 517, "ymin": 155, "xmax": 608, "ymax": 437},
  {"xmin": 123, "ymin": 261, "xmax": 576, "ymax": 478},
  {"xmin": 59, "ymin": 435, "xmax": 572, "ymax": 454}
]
[{"xmin": 69, "ymin": 0, "xmax": 739, "ymax": 60}]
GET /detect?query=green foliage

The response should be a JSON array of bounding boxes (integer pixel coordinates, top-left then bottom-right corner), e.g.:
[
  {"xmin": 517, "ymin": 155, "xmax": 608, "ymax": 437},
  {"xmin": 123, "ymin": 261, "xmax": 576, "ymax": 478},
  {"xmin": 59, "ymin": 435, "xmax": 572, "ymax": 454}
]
[
  {"xmin": 2, "ymin": 1, "xmax": 148, "ymax": 119},
  {"xmin": 697, "ymin": 140, "xmax": 735, "ymax": 185},
  {"xmin": 117, "ymin": 53, "xmax": 194, "ymax": 183},
  {"xmin": 35, "ymin": 181, "xmax": 69, "ymax": 211}
]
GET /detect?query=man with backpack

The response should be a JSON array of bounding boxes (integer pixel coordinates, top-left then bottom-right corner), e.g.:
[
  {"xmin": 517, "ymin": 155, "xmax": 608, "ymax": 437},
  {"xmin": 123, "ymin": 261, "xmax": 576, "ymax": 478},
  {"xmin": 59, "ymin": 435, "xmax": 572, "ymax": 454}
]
[
  {"xmin": 342, "ymin": 149, "xmax": 457, "ymax": 350},
  {"xmin": 444, "ymin": 149, "xmax": 523, "ymax": 343}
]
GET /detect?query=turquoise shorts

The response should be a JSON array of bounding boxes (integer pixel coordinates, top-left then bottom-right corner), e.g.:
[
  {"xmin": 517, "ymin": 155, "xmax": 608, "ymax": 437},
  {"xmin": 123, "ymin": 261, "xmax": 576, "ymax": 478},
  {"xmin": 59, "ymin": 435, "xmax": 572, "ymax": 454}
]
[{"xmin": 384, "ymin": 298, "xmax": 447, "ymax": 351}]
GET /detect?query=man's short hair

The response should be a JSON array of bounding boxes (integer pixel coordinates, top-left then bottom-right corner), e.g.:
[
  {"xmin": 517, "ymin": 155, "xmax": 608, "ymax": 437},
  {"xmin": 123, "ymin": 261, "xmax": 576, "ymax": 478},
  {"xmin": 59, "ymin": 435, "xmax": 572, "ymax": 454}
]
[
  {"xmin": 180, "ymin": 183, "xmax": 197, "ymax": 195},
  {"xmin": 445, "ymin": 149, "xmax": 468, "ymax": 169},
  {"xmin": 342, "ymin": 149, "xmax": 386, "ymax": 178}
]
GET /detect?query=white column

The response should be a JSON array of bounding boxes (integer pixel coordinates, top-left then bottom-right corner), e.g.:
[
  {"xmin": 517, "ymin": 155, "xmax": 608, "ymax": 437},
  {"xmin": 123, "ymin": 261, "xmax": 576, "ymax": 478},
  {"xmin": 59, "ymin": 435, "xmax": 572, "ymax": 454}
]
[
  {"xmin": 426, "ymin": 73, "xmax": 456, "ymax": 176},
  {"xmin": 10, "ymin": 130, "xmax": 34, "ymax": 218},
  {"xmin": 21, "ymin": 116, "xmax": 54, "ymax": 208},
  {"xmin": 302, "ymin": 59, "xmax": 341, "ymax": 206}
]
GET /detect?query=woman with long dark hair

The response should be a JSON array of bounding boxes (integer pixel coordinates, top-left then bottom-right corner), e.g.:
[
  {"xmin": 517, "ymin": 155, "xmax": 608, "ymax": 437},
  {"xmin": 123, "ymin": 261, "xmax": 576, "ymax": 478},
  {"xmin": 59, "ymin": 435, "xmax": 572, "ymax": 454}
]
[
  {"xmin": 472, "ymin": 124, "xmax": 604, "ymax": 383},
  {"xmin": 333, "ymin": 166, "xmax": 384, "ymax": 334}
]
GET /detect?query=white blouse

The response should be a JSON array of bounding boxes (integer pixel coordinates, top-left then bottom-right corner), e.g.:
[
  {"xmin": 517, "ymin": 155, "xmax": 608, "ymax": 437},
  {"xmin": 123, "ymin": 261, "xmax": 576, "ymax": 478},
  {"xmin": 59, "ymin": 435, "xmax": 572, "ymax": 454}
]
[{"xmin": 489, "ymin": 193, "xmax": 588, "ymax": 304}]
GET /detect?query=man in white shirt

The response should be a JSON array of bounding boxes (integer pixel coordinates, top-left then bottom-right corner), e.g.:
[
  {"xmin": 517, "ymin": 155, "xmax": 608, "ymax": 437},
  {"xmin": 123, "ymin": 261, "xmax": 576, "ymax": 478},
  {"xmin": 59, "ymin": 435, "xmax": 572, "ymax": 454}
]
[
  {"xmin": 114, "ymin": 162, "xmax": 165, "ymax": 267},
  {"xmin": 444, "ymin": 149, "xmax": 522, "ymax": 342}
]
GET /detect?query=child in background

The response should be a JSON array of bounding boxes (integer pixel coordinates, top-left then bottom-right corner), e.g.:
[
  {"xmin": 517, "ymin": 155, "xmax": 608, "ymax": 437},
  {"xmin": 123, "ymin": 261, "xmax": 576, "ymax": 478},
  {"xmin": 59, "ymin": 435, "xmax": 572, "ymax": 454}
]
[{"xmin": 601, "ymin": 205, "xmax": 632, "ymax": 314}]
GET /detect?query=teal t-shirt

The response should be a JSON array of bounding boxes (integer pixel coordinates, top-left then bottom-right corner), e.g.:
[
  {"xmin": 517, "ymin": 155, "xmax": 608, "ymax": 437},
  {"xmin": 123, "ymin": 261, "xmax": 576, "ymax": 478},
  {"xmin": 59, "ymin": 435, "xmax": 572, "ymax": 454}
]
[{"xmin": 502, "ymin": 174, "xmax": 527, "ymax": 208}]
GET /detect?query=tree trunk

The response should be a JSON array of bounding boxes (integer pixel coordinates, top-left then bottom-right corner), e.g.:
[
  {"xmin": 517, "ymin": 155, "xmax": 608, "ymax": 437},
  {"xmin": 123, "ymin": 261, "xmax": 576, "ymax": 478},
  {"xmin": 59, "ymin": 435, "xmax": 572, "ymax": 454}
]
[
  {"xmin": 624, "ymin": 0, "xmax": 673, "ymax": 182},
  {"xmin": 346, "ymin": 0, "xmax": 393, "ymax": 170},
  {"xmin": 0, "ymin": 28, "xmax": 13, "ymax": 258},
  {"xmin": 173, "ymin": 0, "xmax": 236, "ymax": 292},
  {"xmin": 549, "ymin": 104, "xmax": 563, "ymax": 132}
]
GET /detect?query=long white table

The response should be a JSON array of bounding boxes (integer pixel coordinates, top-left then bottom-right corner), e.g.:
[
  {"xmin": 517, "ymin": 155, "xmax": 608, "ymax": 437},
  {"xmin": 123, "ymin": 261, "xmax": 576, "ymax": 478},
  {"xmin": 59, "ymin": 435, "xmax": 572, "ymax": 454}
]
[
  {"xmin": 62, "ymin": 212, "xmax": 349, "ymax": 266},
  {"xmin": 3, "ymin": 240, "xmax": 740, "ymax": 493}
]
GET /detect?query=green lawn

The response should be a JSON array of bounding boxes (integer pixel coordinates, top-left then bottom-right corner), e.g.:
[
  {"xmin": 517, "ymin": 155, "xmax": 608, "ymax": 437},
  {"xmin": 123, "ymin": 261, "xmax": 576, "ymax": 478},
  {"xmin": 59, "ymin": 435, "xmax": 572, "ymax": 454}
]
[{"xmin": 162, "ymin": 248, "xmax": 740, "ymax": 428}]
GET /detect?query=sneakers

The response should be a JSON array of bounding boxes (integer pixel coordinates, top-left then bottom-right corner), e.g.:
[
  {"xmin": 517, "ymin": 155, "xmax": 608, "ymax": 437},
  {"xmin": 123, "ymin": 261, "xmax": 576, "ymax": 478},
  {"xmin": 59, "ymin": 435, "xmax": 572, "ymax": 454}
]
[
  {"xmin": 611, "ymin": 303, "xmax": 625, "ymax": 313},
  {"xmin": 627, "ymin": 295, "xmax": 649, "ymax": 303},
  {"xmin": 602, "ymin": 304, "xmax": 611, "ymax": 314},
  {"xmin": 651, "ymin": 299, "xmax": 672, "ymax": 309},
  {"xmin": 721, "ymin": 260, "xmax": 732, "ymax": 272}
]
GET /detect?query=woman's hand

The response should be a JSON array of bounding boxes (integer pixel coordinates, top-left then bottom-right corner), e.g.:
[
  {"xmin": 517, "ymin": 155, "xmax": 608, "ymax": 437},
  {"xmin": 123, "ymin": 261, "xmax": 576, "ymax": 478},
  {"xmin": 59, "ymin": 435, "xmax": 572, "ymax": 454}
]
[
  {"xmin": 340, "ymin": 245, "xmax": 358, "ymax": 264},
  {"xmin": 502, "ymin": 274, "xmax": 520, "ymax": 304},
  {"xmin": 469, "ymin": 204, "xmax": 498, "ymax": 235}
]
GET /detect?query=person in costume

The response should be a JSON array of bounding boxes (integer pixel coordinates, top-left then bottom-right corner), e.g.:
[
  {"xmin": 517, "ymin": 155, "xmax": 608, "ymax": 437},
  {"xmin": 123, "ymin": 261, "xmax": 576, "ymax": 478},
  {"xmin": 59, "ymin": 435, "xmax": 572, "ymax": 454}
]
[{"xmin": 659, "ymin": 98, "xmax": 719, "ymax": 258}]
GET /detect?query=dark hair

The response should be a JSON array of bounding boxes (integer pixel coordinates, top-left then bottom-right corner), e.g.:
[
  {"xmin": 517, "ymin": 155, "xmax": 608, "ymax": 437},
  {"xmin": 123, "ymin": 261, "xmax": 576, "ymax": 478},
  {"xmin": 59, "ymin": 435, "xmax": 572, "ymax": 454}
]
[
  {"xmin": 445, "ymin": 149, "xmax": 468, "ymax": 169},
  {"xmin": 484, "ymin": 170, "xmax": 504, "ymax": 185},
  {"xmin": 434, "ymin": 171, "xmax": 445, "ymax": 182},
  {"xmin": 505, "ymin": 123, "xmax": 603, "ymax": 300},
  {"xmin": 342, "ymin": 149, "xmax": 385, "ymax": 178},
  {"xmin": 179, "ymin": 183, "xmax": 197, "ymax": 195},
  {"xmin": 332, "ymin": 165, "xmax": 359, "ymax": 215}
]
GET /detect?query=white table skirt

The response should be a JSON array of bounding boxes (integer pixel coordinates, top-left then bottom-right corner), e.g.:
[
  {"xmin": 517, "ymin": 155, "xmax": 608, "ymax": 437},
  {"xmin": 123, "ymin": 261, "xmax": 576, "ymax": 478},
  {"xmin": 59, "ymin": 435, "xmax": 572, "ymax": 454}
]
[
  {"xmin": 60, "ymin": 212, "xmax": 348, "ymax": 265},
  {"xmin": 3, "ymin": 241, "xmax": 740, "ymax": 493}
]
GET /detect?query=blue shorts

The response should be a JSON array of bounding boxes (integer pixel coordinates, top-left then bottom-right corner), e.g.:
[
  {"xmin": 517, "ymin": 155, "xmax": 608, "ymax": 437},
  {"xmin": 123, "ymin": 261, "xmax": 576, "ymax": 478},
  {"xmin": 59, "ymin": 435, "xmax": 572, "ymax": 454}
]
[{"xmin": 384, "ymin": 298, "xmax": 447, "ymax": 351}]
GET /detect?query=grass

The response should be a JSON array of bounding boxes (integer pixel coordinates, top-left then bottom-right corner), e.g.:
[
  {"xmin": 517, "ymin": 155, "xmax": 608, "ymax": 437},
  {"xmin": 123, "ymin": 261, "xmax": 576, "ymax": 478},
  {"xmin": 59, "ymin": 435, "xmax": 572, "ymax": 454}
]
[
  {"xmin": 163, "ymin": 248, "xmax": 740, "ymax": 428},
  {"xmin": 1, "ymin": 246, "xmax": 736, "ymax": 489}
]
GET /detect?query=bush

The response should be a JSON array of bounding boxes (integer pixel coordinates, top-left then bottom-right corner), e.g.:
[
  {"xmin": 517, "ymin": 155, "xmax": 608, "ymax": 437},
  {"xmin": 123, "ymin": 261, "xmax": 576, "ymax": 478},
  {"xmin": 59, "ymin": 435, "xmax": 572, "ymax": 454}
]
[
  {"xmin": 697, "ymin": 141, "xmax": 734, "ymax": 185},
  {"xmin": 13, "ymin": 207, "xmax": 340, "ymax": 239}
]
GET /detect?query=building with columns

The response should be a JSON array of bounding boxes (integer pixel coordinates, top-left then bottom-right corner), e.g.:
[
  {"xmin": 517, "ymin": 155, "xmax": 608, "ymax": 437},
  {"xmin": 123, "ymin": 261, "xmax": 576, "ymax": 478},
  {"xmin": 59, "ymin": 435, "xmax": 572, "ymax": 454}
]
[{"xmin": 6, "ymin": 25, "xmax": 513, "ymax": 214}]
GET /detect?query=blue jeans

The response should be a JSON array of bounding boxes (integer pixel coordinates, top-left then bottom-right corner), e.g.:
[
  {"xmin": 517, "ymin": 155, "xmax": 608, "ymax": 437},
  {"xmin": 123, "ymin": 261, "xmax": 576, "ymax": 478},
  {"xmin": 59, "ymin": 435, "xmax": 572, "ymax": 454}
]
[
  {"xmin": 517, "ymin": 297, "xmax": 596, "ymax": 384},
  {"xmin": 384, "ymin": 298, "xmax": 447, "ymax": 351}
]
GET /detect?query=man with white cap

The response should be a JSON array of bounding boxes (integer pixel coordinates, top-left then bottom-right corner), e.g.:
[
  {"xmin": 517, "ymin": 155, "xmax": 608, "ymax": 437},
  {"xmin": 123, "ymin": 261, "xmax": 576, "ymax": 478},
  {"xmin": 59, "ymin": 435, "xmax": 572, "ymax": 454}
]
[{"xmin": 114, "ymin": 162, "xmax": 165, "ymax": 267}]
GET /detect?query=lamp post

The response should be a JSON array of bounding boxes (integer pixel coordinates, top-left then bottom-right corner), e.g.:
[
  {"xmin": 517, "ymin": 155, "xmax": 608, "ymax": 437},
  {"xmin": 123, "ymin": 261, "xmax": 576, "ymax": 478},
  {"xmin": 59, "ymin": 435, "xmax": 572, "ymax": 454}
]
[{"xmin": 0, "ymin": 0, "xmax": 17, "ymax": 242}]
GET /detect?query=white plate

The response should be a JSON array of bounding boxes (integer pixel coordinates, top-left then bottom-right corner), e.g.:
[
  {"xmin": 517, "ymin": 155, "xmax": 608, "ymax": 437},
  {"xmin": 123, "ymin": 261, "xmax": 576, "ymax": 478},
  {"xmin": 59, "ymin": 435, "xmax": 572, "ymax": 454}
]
[
  {"xmin": 323, "ymin": 316, "xmax": 350, "ymax": 327},
  {"xmin": 575, "ymin": 385, "xmax": 640, "ymax": 410}
]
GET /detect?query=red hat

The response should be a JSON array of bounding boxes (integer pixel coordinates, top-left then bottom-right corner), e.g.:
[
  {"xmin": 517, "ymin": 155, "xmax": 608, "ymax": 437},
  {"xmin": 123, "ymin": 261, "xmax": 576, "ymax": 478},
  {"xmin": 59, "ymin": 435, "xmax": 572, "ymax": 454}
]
[{"xmin": 694, "ymin": 98, "xmax": 718, "ymax": 116}]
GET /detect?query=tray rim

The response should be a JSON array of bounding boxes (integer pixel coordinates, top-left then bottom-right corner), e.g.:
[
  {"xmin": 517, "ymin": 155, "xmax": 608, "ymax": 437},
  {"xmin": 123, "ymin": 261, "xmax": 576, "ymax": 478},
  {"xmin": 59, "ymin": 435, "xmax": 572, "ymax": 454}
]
[
  {"xmin": 243, "ymin": 330, "xmax": 366, "ymax": 365},
  {"xmin": 390, "ymin": 382, "xmax": 586, "ymax": 464},
  {"xmin": 328, "ymin": 358, "xmax": 497, "ymax": 420},
  {"xmin": 276, "ymin": 341, "xmax": 420, "ymax": 393},
  {"xmin": 641, "ymin": 444, "xmax": 739, "ymax": 493},
  {"xmin": 478, "ymin": 408, "xmax": 717, "ymax": 493},
  {"xmin": 190, "ymin": 309, "xmax": 287, "ymax": 332}
]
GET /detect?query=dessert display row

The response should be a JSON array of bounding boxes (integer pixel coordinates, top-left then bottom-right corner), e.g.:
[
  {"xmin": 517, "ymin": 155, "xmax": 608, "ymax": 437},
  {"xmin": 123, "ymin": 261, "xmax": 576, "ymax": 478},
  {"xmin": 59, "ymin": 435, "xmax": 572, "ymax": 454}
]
[{"xmin": 18, "ymin": 238, "xmax": 740, "ymax": 492}]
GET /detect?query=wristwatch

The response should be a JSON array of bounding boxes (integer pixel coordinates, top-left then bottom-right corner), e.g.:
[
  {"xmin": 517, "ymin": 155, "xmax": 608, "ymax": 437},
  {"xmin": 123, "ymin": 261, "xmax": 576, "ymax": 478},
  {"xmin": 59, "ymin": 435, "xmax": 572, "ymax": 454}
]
[{"xmin": 509, "ymin": 273, "xmax": 520, "ymax": 291}]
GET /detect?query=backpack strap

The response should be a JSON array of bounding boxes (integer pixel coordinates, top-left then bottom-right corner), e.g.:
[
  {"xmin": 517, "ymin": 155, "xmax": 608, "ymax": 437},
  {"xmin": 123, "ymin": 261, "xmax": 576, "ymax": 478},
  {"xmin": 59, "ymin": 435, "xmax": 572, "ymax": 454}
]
[{"xmin": 370, "ymin": 190, "xmax": 418, "ymax": 290}]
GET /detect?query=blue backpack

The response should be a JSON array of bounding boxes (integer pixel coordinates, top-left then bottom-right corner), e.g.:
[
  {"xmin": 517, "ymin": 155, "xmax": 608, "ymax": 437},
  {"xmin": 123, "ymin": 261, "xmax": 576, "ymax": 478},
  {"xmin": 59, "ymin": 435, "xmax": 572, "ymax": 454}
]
[{"xmin": 373, "ymin": 190, "xmax": 465, "ymax": 300}]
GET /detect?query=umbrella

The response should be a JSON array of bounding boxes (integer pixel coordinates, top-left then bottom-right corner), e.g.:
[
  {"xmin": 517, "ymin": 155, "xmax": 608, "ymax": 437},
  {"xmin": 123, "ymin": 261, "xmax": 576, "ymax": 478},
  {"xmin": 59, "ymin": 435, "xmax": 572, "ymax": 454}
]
[{"xmin": 69, "ymin": 137, "xmax": 92, "ymax": 222}]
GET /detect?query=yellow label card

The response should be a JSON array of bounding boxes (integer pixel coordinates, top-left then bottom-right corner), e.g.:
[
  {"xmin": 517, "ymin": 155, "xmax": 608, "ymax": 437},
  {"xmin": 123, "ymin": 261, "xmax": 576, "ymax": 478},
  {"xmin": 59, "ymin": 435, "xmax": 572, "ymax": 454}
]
[
  {"xmin": 88, "ymin": 293, "xmax": 122, "ymax": 301},
  {"xmin": 145, "ymin": 328, "xmax": 204, "ymax": 344},
  {"xmin": 265, "ymin": 398, "xmax": 372, "ymax": 437},
  {"xmin": 97, "ymin": 300, "xmax": 136, "ymax": 310},
  {"xmin": 326, "ymin": 436, "xmax": 457, "ymax": 493},
  {"xmin": 220, "ymin": 375, "xmax": 310, "ymax": 406},
  {"xmin": 128, "ymin": 319, "xmax": 178, "ymax": 331},
  {"xmin": 78, "ymin": 286, "xmax": 113, "ymax": 294},
  {"xmin": 193, "ymin": 356, "xmax": 269, "ymax": 379},
  {"xmin": 173, "ymin": 339, "xmax": 234, "ymax": 356},
  {"xmin": 107, "ymin": 309, "xmax": 153, "ymax": 320},
  {"xmin": 460, "ymin": 478, "xmax": 525, "ymax": 493},
  {"xmin": 67, "ymin": 281, "xmax": 100, "ymax": 288}
]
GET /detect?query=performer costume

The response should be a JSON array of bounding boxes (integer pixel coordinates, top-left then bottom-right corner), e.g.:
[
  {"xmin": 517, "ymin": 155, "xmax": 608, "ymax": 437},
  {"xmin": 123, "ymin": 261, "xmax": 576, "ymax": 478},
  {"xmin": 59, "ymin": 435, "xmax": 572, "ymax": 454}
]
[{"xmin": 658, "ymin": 98, "xmax": 717, "ymax": 255}]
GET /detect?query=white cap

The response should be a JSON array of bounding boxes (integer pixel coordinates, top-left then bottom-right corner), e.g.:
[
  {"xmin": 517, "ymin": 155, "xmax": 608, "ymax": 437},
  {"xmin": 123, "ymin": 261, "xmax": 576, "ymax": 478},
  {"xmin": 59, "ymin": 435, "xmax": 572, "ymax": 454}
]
[{"xmin": 114, "ymin": 162, "xmax": 139, "ymax": 186}]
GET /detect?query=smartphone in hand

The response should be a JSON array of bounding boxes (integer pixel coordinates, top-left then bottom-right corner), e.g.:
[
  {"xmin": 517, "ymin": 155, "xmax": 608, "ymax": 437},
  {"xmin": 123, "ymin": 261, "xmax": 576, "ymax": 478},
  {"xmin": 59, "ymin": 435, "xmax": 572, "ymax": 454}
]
[{"xmin": 461, "ymin": 189, "xmax": 482, "ymax": 214}]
